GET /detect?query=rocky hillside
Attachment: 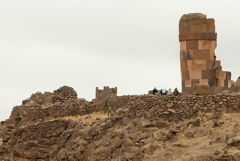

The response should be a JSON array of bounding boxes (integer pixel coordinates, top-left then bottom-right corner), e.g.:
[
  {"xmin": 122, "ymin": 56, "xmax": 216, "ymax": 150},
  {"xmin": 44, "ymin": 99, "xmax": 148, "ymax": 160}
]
[{"xmin": 1, "ymin": 86, "xmax": 240, "ymax": 161}]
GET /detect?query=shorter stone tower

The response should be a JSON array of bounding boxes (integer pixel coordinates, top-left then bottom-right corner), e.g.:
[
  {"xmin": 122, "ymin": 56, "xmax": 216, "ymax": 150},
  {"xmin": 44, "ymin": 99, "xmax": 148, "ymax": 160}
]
[
  {"xmin": 95, "ymin": 86, "xmax": 117, "ymax": 100},
  {"xmin": 179, "ymin": 13, "xmax": 231, "ymax": 94}
]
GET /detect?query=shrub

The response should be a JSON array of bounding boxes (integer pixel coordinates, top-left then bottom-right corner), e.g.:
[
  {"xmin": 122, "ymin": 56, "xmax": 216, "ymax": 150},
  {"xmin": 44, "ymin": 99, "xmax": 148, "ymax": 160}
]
[
  {"xmin": 104, "ymin": 98, "xmax": 108, "ymax": 108},
  {"xmin": 15, "ymin": 111, "xmax": 22, "ymax": 124},
  {"xmin": 169, "ymin": 96, "xmax": 175, "ymax": 101},
  {"xmin": 185, "ymin": 115, "xmax": 192, "ymax": 120},
  {"xmin": 133, "ymin": 109, "xmax": 137, "ymax": 118},
  {"xmin": 102, "ymin": 98, "xmax": 109, "ymax": 113}
]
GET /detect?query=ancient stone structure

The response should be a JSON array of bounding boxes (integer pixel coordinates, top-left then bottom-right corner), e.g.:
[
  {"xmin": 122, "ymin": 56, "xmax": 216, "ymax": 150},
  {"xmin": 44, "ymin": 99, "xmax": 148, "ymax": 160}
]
[
  {"xmin": 179, "ymin": 13, "xmax": 232, "ymax": 95},
  {"xmin": 7, "ymin": 87, "xmax": 240, "ymax": 126},
  {"xmin": 95, "ymin": 86, "xmax": 117, "ymax": 100},
  {"xmin": 2, "ymin": 87, "xmax": 240, "ymax": 160}
]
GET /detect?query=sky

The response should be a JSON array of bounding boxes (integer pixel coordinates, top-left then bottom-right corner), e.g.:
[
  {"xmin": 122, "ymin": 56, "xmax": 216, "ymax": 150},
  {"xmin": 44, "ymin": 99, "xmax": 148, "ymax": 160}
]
[{"xmin": 0, "ymin": 0, "xmax": 239, "ymax": 121}]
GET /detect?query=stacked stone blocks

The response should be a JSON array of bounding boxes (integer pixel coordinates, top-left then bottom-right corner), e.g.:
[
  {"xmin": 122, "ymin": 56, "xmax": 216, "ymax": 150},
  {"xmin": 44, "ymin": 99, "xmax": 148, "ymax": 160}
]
[
  {"xmin": 95, "ymin": 86, "xmax": 117, "ymax": 100},
  {"xmin": 179, "ymin": 13, "xmax": 231, "ymax": 94}
]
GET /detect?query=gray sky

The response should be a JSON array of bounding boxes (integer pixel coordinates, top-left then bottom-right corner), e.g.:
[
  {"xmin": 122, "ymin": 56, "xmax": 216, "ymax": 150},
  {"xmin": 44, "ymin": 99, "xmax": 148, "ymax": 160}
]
[{"xmin": 0, "ymin": 0, "xmax": 239, "ymax": 121}]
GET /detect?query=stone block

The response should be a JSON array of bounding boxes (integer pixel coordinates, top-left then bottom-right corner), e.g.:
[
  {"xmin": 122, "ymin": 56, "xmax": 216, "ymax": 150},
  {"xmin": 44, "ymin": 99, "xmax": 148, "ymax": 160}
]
[
  {"xmin": 190, "ymin": 24, "xmax": 208, "ymax": 33},
  {"xmin": 210, "ymin": 40, "xmax": 217, "ymax": 49},
  {"xmin": 186, "ymin": 40, "xmax": 198, "ymax": 50},
  {"xmin": 183, "ymin": 51, "xmax": 190, "ymax": 60},
  {"xmin": 202, "ymin": 70, "xmax": 215, "ymax": 83},
  {"xmin": 192, "ymin": 85, "xmax": 210, "ymax": 95},
  {"xmin": 209, "ymin": 49, "xmax": 215, "ymax": 61},
  {"xmin": 226, "ymin": 72, "xmax": 231, "ymax": 81},
  {"xmin": 189, "ymin": 49, "xmax": 210, "ymax": 60},
  {"xmin": 189, "ymin": 69, "xmax": 202, "ymax": 79},
  {"xmin": 179, "ymin": 33, "xmax": 217, "ymax": 41},
  {"xmin": 198, "ymin": 40, "xmax": 211, "ymax": 50},
  {"xmin": 180, "ymin": 41, "xmax": 186, "ymax": 51},
  {"xmin": 207, "ymin": 19, "xmax": 215, "ymax": 32},
  {"xmin": 182, "ymin": 80, "xmax": 185, "ymax": 88},
  {"xmin": 182, "ymin": 87, "xmax": 193, "ymax": 95},
  {"xmin": 224, "ymin": 80, "xmax": 229, "ymax": 88},
  {"xmin": 182, "ymin": 51, "xmax": 191, "ymax": 60},
  {"xmin": 190, "ymin": 60, "xmax": 207, "ymax": 71},
  {"xmin": 205, "ymin": 60, "xmax": 215, "ymax": 70},
  {"xmin": 228, "ymin": 80, "xmax": 233, "ymax": 88},
  {"xmin": 185, "ymin": 80, "xmax": 192, "ymax": 87},
  {"xmin": 181, "ymin": 70, "xmax": 190, "ymax": 80},
  {"xmin": 195, "ymin": 60, "xmax": 204, "ymax": 65},
  {"xmin": 215, "ymin": 70, "xmax": 226, "ymax": 79},
  {"xmin": 214, "ymin": 60, "xmax": 221, "ymax": 69},
  {"xmin": 199, "ymin": 79, "xmax": 209, "ymax": 86},
  {"xmin": 208, "ymin": 78, "xmax": 216, "ymax": 87},
  {"xmin": 216, "ymin": 70, "xmax": 226, "ymax": 87},
  {"xmin": 191, "ymin": 79, "xmax": 200, "ymax": 86}
]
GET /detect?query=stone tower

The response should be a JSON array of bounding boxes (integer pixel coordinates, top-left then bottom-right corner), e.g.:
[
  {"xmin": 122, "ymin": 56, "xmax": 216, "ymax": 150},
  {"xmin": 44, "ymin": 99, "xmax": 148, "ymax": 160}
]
[
  {"xmin": 95, "ymin": 86, "xmax": 117, "ymax": 100},
  {"xmin": 179, "ymin": 13, "xmax": 231, "ymax": 94}
]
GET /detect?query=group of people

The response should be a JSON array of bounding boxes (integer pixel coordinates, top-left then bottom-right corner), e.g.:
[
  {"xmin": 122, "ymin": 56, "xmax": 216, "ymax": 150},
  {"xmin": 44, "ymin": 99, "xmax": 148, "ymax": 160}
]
[{"xmin": 152, "ymin": 87, "xmax": 180, "ymax": 96}]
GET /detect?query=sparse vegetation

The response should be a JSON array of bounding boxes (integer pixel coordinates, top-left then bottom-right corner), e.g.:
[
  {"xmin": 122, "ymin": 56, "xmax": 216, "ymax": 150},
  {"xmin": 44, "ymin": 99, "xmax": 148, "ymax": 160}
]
[
  {"xmin": 169, "ymin": 96, "xmax": 175, "ymax": 101},
  {"xmin": 14, "ymin": 111, "xmax": 22, "ymax": 125},
  {"xmin": 133, "ymin": 109, "xmax": 137, "ymax": 118},
  {"xmin": 103, "ymin": 98, "xmax": 109, "ymax": 112},
  {"xmin": 185, "ymin": 115, "xmax": 192, "ymax": 120}
]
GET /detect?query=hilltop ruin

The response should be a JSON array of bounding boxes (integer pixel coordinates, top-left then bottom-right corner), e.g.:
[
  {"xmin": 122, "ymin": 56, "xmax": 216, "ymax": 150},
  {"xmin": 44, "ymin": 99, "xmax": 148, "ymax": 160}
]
[
  {"xmin": 0, "ymin": 13, "xmax": 240, "ymax": 161},
  {"xmin": 179, "ymin": 13, "xmax": 232, "ymax": 95},
  {"xmin": 95, "ymin": 86, "xmax": 117, "ymax": 100}
]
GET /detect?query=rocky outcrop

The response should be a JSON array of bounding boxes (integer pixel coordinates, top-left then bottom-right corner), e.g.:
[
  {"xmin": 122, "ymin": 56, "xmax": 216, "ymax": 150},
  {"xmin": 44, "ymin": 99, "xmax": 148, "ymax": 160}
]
[{"xmin": 6, "ymin": 86, "xmax": 96, "ymax": 126}]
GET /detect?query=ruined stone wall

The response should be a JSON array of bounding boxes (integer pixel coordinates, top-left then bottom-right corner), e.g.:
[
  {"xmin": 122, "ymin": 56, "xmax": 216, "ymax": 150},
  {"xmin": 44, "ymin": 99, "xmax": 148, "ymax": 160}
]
[
  {"xmin": 2, "ymin": 91, "xmax": 240, "ymax": 161},
  {"xmin": 7, "ymin": 92, "xmax": 240, "ymax": 126},
  {"xmin": 179, "ymin": 13, "xmax": 231, "ymax": 95},
  {"xmin": 113, "ymin": 94, "xmax": 240, "ymax": 121},
  {"xmin": 6, "ymin": 87, "xmax": 97, "ymax": 126},
  {"xmin": 96, "ymin": 86, "xmax": 117, "ymax": 100}
]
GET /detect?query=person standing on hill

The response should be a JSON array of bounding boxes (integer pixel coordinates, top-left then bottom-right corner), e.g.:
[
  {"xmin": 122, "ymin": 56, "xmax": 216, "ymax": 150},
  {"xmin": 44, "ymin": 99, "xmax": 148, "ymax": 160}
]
[
  {"xmin": 173, "ymin": 88, "xmax": 180, "ymax": 96},
  {"xmin": 153, "ymin": 87, "xmax": 158, "ymax": 95},
  {"xmin": 160, "ymin": 88, "xmax": 167, "ymax": 95},
  {"xmin": 167, "ymin": 88, "xmax": 173, "ymax": 96}
]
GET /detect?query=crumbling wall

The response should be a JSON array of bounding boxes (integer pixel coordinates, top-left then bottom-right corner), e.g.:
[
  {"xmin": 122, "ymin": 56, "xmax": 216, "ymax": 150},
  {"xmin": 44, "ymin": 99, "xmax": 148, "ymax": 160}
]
[
  {"xmin": 6, "ymin": 86, "xmax": 96, "ymax": 126},
  {"xmin": 179, "ymin": 13, "xmax": 231, "ymax": 95},
  {"xmin": 96, "ymin": 86, "xmax": 117, "ymax": 100},
  {"xmin": 2, "ymin": 91, "xmax": 240, "ymax": 161},
  {"xmin": 7, "ymin": 89, "xmax": 240, "ymax": 126}
]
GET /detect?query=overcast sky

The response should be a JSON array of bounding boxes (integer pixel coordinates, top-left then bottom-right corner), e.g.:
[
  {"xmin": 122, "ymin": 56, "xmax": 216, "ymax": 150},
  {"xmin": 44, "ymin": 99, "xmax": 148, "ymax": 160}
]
[{"xmin": 0, "ymin": 0, "xmax": 239, "ymax": 121}]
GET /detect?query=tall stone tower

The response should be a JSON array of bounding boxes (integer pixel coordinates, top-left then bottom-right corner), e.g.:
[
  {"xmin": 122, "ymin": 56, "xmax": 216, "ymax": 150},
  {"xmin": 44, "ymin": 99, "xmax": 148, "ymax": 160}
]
[{"xmin": 179, "ymin": 13, "xmax": 231, "ymax": 94}]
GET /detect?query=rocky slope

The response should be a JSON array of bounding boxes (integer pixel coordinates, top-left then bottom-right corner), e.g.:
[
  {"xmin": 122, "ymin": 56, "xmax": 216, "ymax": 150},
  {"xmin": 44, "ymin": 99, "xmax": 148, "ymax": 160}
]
[{"xmin": 1, "ymin": 86, "xmax": 240, "ymax": 161}]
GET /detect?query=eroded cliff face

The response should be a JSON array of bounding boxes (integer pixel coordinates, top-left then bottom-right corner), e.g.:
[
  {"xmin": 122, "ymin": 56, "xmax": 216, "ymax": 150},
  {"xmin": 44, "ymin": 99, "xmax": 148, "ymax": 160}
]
[{"xmin": 1, "ymin": 86, "xmax": 240, "ymax": 161}]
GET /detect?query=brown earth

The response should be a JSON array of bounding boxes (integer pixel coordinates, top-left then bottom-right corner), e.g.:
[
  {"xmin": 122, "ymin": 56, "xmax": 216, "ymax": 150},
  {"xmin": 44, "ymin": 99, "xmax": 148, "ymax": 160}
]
[{"xmin": 1, "ymin": 86, "xmax": 240, "ymax": 161}]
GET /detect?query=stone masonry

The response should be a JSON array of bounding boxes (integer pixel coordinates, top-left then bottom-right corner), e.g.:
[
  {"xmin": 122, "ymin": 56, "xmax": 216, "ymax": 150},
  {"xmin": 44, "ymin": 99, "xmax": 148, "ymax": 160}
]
[
  {"xmin": 95, "ymin": 86, "xmax": 117, "ymax": 100},
  {"xmin": 179, "ymin": 13, "xmax": 231, "ymax": 95}
]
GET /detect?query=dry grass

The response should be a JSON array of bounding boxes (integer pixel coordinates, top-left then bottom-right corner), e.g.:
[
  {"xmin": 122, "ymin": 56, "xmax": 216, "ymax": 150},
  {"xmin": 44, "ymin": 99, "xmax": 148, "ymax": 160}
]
[
  {"xmin": 19, "ymin": 112, "xmax": 108, "ymax": 129},
  {"xmin": 63, "ymin": 112, "xmax": 108, "ymax": 125}
]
